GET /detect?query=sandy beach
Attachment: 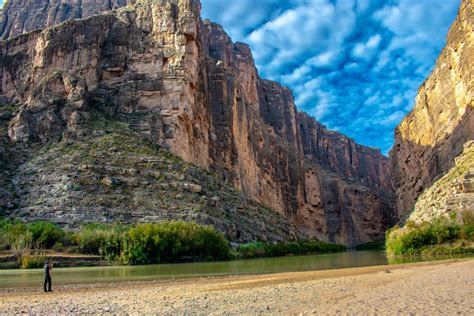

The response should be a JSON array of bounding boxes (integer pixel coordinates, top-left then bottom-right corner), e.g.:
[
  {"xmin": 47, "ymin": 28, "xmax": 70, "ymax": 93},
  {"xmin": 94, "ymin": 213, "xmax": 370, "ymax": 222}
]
[{"xmin": 1, "ymin": 259, "xmax": 473, "ymax": 314}]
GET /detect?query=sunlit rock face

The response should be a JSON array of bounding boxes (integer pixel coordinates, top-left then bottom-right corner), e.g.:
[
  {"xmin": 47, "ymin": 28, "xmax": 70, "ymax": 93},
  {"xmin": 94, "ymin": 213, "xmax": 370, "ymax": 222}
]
[
  {"xmin": 389, "ymin": 0, "xmax": 474, "ymax": 219},
  {"xmin": 0, "ymin": 0, "xmax": 396, "ymax": 246}
]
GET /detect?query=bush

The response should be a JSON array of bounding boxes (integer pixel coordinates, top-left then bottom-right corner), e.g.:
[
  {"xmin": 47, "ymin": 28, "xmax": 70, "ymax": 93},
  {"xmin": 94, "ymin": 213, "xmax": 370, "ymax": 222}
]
[
  {"xmin": 74, "ymin": 224, "xmax": 126, "ymax": 260},
  {"xmin": 236, "ymin": 240, "xmax": 346, "ymax": 259},
  {"xmin": 237, "ymin": 242, "xmax": 265, "ymax": 258},
  {"xmin": 10, "ymin": 231, "xmax": 33, "ymax": 257},
  {"xmin": 72, "ymin": 221, "xmax": 231, "ymax": 265},
  {"xmin": 0, "ymin": 217, "xmax": 13, "ymax": 249},
  {"xmin": 355, "ymin": 240, "xmax": 385, "ymax": 251},
  {"xmin": 0, "ymin": 218, "xmax": 349, "ymax": 265},
  {"xmin": 460, "ymin": 211, "xmax": 474, "ymax": 241},
  {"xmin": 123, "ymin": 222, "xmax": 231, "ymax": 264},
  {"xmin": 1, "ymin": 218, "xmax": 69, "ymax": 251},
  {"xmin": 3, "ymin": 221, "xmax": 28, "ymax": 250},
  {"xmin": 386, "ymin": 212, "xmax": 474, "ymax": 256},
  {"xmin": 20, "ymin": 254, "xmax": 47, "ymax": 269},
  {"xmin": 27, "ymin": 221, "xmax": 65, "ymax": 249},
  {"xmin": 1, "ymin": 219, "xmax": 232, "ymax": 265}
]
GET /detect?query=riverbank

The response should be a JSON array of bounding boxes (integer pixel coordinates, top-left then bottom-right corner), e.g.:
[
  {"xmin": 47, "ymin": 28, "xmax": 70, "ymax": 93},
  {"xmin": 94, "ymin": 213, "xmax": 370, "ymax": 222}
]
[
  {"xmin": 1, "ymin": 258, "xmax": 472, "ymax": 314},
  {"xmin": 0, "ymin": 251, "xmax": 104, "ymax": 269},
  {"xmin": 0, "ymin": 219, "xmax": 345, "ymax": 268}
]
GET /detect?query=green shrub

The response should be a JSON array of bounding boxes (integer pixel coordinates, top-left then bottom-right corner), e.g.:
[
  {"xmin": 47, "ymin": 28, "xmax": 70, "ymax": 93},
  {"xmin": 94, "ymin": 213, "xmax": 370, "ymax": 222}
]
[
  {"xmin": 9, "ymin": 231, "xmax": 33, "ymax": 257},
  {"xmin": 264, "ymin": 242, "xmax": 301, "ymax": 257},
  {"xmin": 460, "ymin": 224, "xmax": 474, "ymax": 241},
  {"xmin": 124, "ymin": 223, "xmax": 162, "ymax": 264},
  {"xmin": 27, "ymin": 221, "xmax": 65, "ymax": 249},
  {"xmin": 462, "ymin": 211, "xmax": 474, "ymax": 226},
  {"xmin": 74, "ymin": 224, "xmax": 127, "ymax": 259},
  {"xmin": 1, "ymin": 218, "xmax": 349, "ymax": 265},
  {"xmin": 73, "ymin": 227, "xmax": 104, "ymax": 254},
  {"xmin": 20, "ymin": 254, "xmax": 47, "ymax": 269},
  {"xmin": 0, "ymin": 217, "xmax": 13, "ymax": 249},
  {"xmin": 4, "ymin": 221, "xmax": 28, "ymax": 250},
  {"xmin": 237, "ymin": 242, "xmax": 265, "ymax": 258},
  {"xmin": 460, "ymin": 211, "xmax": 474, "ymax": 241},
  {"xmin": 386, "ymin": 212, "xmax": 474, "ymax": 256},
  {"xmin": 123, "ymin": 222, "xmax": 231, "ymax": 264},
  {"xmin": 1, "ymin": 218, "xmax": 68, "ymax": 251},
  {"xmin": 355, "ymin": 240, "xmax": 385, "ymax": 251},
  {"xmin": 236, "ymin": 240, "xmax": 346, "ymax": 259},
  {"xmin": 72, "ymin": 221, "xmax": 230, "ymax": 265}
]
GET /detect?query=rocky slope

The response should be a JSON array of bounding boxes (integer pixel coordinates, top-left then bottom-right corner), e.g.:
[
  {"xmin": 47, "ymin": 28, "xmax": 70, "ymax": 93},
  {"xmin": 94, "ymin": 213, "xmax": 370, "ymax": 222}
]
[
  {"xmin": 407, "ymin": 141, "xmax": 473, "ymax": 224},
  {"xmin": 0, "ymin": 101, "xmax": 296, "ymax": 243},
  {"xmin": 0, "ymin": 0, "xmax": 395, "ymax": 245},
  {"xmin": 389, "ymin": 0, "xmax": 474, "ymax": 219}
]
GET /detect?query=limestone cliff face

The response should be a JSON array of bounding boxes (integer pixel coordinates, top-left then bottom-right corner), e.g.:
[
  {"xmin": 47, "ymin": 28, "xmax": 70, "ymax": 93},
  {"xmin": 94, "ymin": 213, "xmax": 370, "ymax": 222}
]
[
  {"xmin": 298, "ymin": 113, "xmax": 392, "ymax": 196},
  {"xmin": 0, "ymin": 0, "xmax": 135, "ymax": 40},
  {"xmin": 389, "ymin": 0, "xmax": 474, "ymax": 218},
  {"xmin": 298, "ymin": 113, "xmax": 394, "ymax": 243},
  {"xmin": 407, "ymin": 141, "xmax": 473, "ymax": 224},
  {"xmin": 0, "ymin": 0, "xmax": 395, "ymax": 245}
]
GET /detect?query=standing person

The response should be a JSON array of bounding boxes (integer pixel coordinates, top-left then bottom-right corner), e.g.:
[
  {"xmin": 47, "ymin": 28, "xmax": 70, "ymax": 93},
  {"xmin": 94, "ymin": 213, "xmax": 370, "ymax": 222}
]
[{"xmin": 44, "ymin": 259, "xmax": 53, "ymax": 292}]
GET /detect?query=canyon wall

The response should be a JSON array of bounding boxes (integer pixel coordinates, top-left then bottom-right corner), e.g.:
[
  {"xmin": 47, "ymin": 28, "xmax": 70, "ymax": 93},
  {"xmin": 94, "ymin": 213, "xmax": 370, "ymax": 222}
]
[
  {"xmin": 0, "ymin": 0, "xmax": 135, "ymax": 40},
  {"xmin": 0, "ymin": 0, "xmax": 395, "ymax": 245},
  {"xmin": 407, "ymin": 141, "xmax": 473, "ymax": 224},
  {"xmin": 389, "ymin": 0, "xmax": 474, "ymax": 219}
]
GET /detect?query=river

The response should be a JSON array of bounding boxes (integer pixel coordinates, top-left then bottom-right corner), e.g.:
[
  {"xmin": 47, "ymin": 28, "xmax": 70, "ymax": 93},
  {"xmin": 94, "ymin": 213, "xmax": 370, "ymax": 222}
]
[{"xmin": 0, "ymin": 251, "xmax": 471, "ymax": 288}]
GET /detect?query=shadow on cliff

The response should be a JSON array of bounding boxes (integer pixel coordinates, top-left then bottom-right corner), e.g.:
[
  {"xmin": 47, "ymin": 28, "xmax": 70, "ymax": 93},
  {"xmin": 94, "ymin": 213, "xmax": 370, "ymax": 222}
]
[{"xmin": 389, "ymin": 107, "xmax": 474, "ymax": 222}]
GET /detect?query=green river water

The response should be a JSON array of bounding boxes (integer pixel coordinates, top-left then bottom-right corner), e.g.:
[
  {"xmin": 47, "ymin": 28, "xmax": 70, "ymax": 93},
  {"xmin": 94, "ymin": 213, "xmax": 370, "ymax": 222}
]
[{"xmin": 0, "ymin": 251, "xmax": 471, "ymax": 289}]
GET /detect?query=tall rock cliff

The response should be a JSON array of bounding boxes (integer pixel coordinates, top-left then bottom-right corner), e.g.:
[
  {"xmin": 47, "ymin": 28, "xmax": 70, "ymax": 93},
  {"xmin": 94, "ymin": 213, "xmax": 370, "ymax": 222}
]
[
  {"xmin": 390, "ymin": 0, "xmax": 474, "ymax": 219},
  {"xmin": 0, "ymin": 0, "xmax": 395, "ymax": 245},
  {"xmin": 0, "ymin": 0, "xmax": 135, "ymax": 40}
]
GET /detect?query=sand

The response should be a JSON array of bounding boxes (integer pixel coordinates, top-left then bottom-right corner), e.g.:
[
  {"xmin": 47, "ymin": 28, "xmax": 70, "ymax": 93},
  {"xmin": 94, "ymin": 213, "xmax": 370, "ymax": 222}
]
[{"xmin": 1, "ymin": 259, "xmax": 473, "ymax": 314}]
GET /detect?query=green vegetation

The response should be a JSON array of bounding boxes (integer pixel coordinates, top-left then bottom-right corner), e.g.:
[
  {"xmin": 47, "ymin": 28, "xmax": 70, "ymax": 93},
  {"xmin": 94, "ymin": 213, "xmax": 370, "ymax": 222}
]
[
  {"xmin": 355, "ymin": 240, "xmax": 385, "ymax": 251},
  {"xmin": 1, "ymin": 217, "xmax": 347, "ymax": 268},
  {"xmin": 386, "ymin": 211, "xmax": 474, "ymax": 256},
  {"xmin": 19, "ymin": 253, "xmax": 47, "ymax": 269},
  {"xmin": 1, "ymin": 219, "xmax": 231, "ymax": 266},
  {"xmin": 27, "ymin": 221, "xmax": 65, "ymax": 249},
  {"xmin": 235, "ymin": 240, "xmax": 346, "ymax": 259},
  {"xmin": 74, "ymin": 221, "xmax": 231, "ymax": 264}
]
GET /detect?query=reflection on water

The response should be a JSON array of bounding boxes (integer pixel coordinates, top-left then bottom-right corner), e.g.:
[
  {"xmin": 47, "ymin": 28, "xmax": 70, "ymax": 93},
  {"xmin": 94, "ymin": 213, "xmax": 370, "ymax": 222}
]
[{"xmin": 0, "ymin": 251, "xmax": 471, "ymax": 289}]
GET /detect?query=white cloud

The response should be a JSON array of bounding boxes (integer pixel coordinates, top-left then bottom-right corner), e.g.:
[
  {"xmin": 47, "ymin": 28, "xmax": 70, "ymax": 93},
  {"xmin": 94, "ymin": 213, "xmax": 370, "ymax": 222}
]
[
  {"xmin": 308, "ymin": 51, "xmax": 337, "ymax": 67},
  {"xmin": 352, "ymin": 34, "xmax": 382, "ymax": 61},
  {"xmin": 245, "ymin": 0, "xmax": 356, "ymax": 77},
  {"xmin": 308, "ymin": 90, "xmax": 334, "ymax": 119},
  {"xmin": 380, "ymin": 111, "xmax": 406, "ymax": 126},
  {"xmin": 201, "ymin": 0, "xmax": 460, "ymax": 153}
]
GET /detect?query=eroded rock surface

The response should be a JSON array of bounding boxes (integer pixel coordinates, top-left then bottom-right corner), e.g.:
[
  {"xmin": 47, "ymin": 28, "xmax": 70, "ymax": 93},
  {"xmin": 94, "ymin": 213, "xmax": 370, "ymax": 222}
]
[
  {"xmin": 0, "ymin": 0, "xmax": 135, "ymax": 40},
  {"xmin": 389, "ymin": 0, "xmax": 474, "ymax": 218},
  {"xmin": 0, "ymin": 0, "xmax": 395, "ymax": 245},
  {"xmin": 407, "ymin": 141, "xmax": 474, "ymax": 224},
  {"xmin": 6, "ymin": 113, "xmax": 296, "ymax": 244}
]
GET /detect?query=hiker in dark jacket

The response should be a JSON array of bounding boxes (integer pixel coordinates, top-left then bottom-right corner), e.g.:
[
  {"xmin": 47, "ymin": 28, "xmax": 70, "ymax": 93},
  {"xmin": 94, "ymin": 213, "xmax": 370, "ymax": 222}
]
[{"xmin": 44, "ymin": 259, "xmax": 53, "ymax": 292}]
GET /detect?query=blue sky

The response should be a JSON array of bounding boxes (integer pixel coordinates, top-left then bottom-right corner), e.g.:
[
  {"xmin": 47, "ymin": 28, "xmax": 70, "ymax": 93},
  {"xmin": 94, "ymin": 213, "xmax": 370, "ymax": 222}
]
[
  {"xmin": 201, "ymin": 0, "xmax": 460, "ymax": 154},
  {"xmin": 0, "ymin": 0, "xmax": 460, "ymax": 154}
]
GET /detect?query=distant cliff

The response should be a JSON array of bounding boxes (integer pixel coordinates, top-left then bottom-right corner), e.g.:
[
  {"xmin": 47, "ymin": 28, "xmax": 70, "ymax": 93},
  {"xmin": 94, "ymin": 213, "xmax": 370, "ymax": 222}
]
[
  {"xmin": 389, "ymin": 0, "xmax": 474, "ymax": 219},
  {"xmin": 0, "ymin": 0, "xmax": 135, "ymax": 40},
  {"xmin": 0, "ymin": 0, "xmax": 395, "ymax": 245}
]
